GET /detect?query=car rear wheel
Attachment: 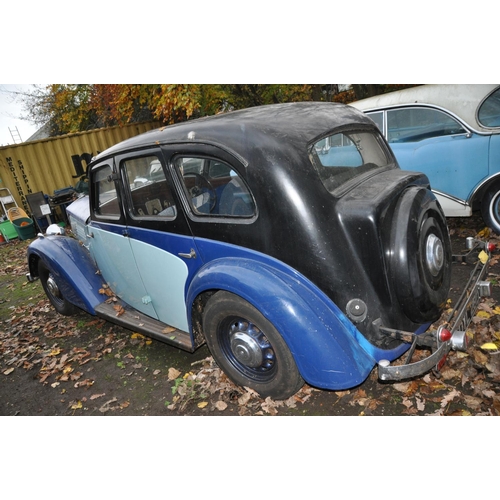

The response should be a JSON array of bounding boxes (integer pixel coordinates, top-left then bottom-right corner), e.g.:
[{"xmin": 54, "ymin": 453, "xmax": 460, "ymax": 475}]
[
  {"xmin": 481, "ymin": 183, "xmax": 500, "ymax": 234},
  {"xmin": 202, "ymin": 291, "xmax": 304, "ymax": 400},
  {"xmin": 38, "ymin": 261, "xmax": 78, "ymax": 316}
]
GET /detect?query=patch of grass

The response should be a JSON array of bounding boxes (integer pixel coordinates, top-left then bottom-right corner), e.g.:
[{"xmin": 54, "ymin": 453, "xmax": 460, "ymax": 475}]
[
  {"xmin": 0, "ymin": 275, "xmax": 43, "ymax": 317},
  {"xmin": 0, "ymin": 239, "xmax": 41, "ymax": 317}
]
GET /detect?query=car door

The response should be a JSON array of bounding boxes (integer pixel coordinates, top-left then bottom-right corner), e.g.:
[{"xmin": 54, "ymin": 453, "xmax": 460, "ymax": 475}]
[
  {"xmin": 368, "ymin": 107, "xmax": 490, "ymax": 202},
  {"xmin": 116, "ymin": 150, "xmax": 203, "ymax": 333},
  {"xmin": 87, "ymin": 160, "xmax": 159, "ymax": 320},
  {"xmin": 165, "ymin": 146, "xmax": 257, "ymax": 257}
]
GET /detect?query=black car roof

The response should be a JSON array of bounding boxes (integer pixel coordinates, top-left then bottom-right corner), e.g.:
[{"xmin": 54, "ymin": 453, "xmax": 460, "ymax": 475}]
[{"xmin": 92, "ymin": 102, "xmax": 375, "ymax": 163}]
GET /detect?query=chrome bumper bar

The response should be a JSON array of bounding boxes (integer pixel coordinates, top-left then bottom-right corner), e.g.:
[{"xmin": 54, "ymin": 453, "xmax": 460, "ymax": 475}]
[{"xmin": 378, "ymin": 239, "xmax": 491, "ymax": 381}]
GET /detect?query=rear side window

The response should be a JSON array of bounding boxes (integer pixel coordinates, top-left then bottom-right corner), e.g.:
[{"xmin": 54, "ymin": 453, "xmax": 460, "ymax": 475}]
[
  {"xmin": 310, "ymin": 130, "xmax": 391, "ymax": 192},
  {"xmin": 386, "ymin": 108, "xmax": 466, "ymax": 142},
  {"xmin": 174, "ymin": 157, "xmax": 256, "ymax": 218}
]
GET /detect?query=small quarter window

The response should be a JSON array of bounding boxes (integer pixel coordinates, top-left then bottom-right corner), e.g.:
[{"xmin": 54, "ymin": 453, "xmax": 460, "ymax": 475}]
[
  {"xmin": 94, "ymin": 164, "xmax": 120, "ymax": 217},
  {"xmin": 367, "ymin": 111, "xmax": 384, "ymax": 133},
  {"xmin": 175, "ymin": 157, "xmax": 255, "ymax": 218},
  {"xmin": 478, "ymin": 87, "xmax": 500, "ymax": 128}
]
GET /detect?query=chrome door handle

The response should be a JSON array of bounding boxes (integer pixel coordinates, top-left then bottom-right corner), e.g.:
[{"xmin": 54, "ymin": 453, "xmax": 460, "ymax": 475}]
[{"xmin": 178, "ymin": 248, "xmax": 197, "ymax": 259}]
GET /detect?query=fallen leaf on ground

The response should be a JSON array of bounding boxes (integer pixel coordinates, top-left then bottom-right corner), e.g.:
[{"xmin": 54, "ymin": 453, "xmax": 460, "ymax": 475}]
[
  {"xmin": 71, "ymin": 400, "xmax": 83, "ymax": 410},
  {"xmin": 476, "ymin": 311, "xmax": 491, "ymax": 319},
  {"xmin": 99, "ymin": 398, "xmax": 118, "ymax": 413},
  {"xmin": 481, "ymin": 342, "xmax": 498, "ymax": 350},
  {"xmin": 215, "ymin": 401, "xmax": 228, "ymax": 411},
  {"xmin": 168, "ymin": 368, "xmax": 181, "ymax": 380},
  {"xmin": 393, "ymin": 382, "xmax": 411, "ymax": 393}
]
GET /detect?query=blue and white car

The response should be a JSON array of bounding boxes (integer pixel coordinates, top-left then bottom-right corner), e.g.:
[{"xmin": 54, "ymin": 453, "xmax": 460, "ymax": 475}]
[
  {"xmin": 26, "ymin": 102, "xmax": 491, "ymax": 399},
  {"xmin": 350, "ymin": 85, "xmax": 500, "ymax": 231}
]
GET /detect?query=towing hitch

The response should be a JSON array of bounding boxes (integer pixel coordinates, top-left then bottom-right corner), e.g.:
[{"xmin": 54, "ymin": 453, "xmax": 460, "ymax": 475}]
[{"xmin": 378, "ymin": 237, "xmax": 492, "ymax": 382}]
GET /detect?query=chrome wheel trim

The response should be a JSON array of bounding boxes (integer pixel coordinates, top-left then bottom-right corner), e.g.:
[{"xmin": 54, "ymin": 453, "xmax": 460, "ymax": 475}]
[{"xmin": 425, "ymin": 233, "xmax": 444, "ymax": 277}]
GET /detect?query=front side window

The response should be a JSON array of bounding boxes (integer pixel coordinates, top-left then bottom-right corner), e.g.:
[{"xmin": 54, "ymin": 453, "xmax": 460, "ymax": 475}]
[
  {"xmin": 478, "ymin": 87, "xmax": 500, "ymax": 128},
  {"xmin": 94, "ymin": 164, "xmax": 120, "ymax": 217},
  {"xmin": 122, "ymin": 155, "xmax": 177, "ymax": 218},
  {"xmin": 310, "ymin": 130, "xmax": 391, "ymax": 192},
  {"xmin": 387, "ymin": 107, "xmax": 466, "ymax": 143},
  {"xmin": 175, "ymin": 157, "xmax": 255, "ymax": 218}
]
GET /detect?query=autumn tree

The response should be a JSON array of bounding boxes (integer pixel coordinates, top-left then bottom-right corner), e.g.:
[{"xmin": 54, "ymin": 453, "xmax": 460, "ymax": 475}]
[{"xmin": 21, "ymin": 84, "xmax": 417, "ymax": 138}]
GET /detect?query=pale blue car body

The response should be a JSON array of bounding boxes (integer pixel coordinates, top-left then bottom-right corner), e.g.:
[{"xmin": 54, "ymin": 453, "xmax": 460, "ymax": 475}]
[{"xmin": 350, "ymin": 84, "xmax": 500, "ymax": 226}]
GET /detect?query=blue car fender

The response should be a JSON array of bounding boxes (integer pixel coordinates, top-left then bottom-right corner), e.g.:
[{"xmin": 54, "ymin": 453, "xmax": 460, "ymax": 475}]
[
  {"xmin": 28, "ymin": 235, "xmax": 106, "ymax": 314},
  {"xmin": 186, "ymin": 258, "xmax": 377, "ymax": 390}
]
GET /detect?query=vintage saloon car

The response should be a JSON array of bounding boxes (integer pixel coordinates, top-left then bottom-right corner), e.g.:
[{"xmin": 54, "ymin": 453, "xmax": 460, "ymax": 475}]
[
  {"xmin": 350, "ymin": 85, "xmax": 500, "ymax": 231},
  {"xmin": 26, "ymin": 102, "xmax": 490, "ymax": 399}
]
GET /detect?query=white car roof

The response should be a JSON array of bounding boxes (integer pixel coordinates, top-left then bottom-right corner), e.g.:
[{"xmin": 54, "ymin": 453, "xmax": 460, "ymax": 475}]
[{"xmin": 349, "ymin": 84, "xmax": 500, "ymax": 133}]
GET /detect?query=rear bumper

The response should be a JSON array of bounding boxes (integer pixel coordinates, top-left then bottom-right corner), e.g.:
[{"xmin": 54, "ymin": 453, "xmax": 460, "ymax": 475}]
[{"xmin": 378, "ymin": 238, "xmax": 491, "ymax": 381}]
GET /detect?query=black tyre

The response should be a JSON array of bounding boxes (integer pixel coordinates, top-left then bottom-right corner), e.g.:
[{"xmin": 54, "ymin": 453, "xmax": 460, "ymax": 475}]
[
  {"xmin": 38, "ymin": 260, "xmax": 78, "ymax": 316},
  {"xmin": 202, "ymin": 291, "xmax": 304, "ymax": 400},
  {"xmin": 481, "ymin": 183, "xmax": 500, "ymax": 234},
  {"xmin": 390, "ymin": 187, "xmax": 451, "ymax": 323}
]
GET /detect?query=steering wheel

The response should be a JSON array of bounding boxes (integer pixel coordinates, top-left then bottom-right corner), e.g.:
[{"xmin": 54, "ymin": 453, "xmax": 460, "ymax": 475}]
[{"xmin": 184, "ymin": 173, "xmax": 217, "ymax": 213}]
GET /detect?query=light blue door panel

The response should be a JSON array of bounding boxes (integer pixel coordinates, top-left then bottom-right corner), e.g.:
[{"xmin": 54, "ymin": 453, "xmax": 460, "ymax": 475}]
[
  {"xmin": 390, "ymin": 134, "xmax": 490, "ymax": 201},
  {"xmin": 125, "ymin": 227, "xmax": 203, "ymax": 332},
  {"xmin": 489, "ymin": 134, "xmax": 500, "ymax": 177},
  {"xmin": 89, "ymin": 225, "xmax": 158, "ymax": 319},
  {"xmin": 129, "ymin": 238, "xmax": 190, "ymax": 332}
]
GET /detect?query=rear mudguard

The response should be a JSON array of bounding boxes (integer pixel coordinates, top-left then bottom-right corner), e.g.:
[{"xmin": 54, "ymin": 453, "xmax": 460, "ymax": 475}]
[
  {"xmin": 27, "ymin": 235, "xmax": 106, "ymax": 314},
  {"xmin": 187, "ymin": 258, "xmax": 396, "ymax": 390}
]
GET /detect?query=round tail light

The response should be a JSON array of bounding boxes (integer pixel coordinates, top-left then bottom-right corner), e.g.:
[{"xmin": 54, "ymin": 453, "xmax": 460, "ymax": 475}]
[{"xmin": 438, "ymin": 327, "xmax": 452, "ymax": 342}]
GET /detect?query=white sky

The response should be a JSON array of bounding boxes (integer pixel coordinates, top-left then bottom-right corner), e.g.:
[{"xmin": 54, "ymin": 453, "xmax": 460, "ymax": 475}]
[{"xmin": 0, "ymin": 84, "xmax": 40, "ymax": 147}]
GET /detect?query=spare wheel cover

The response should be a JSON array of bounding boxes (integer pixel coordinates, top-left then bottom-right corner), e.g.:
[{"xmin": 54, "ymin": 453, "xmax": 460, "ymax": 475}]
[{"xmin": 390, "ymin": 186, "xmax": 451, "ymax": 323}]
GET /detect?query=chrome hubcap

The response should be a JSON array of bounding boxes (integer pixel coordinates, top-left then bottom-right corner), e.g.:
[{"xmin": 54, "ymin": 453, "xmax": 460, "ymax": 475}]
[
  {"xmin": 230, "ymin": 330, "xmax": 263, "ymax": 368},
  {"xmin": 425, "ymin": 233, "xmax": 444, "ymax": 276},
  {"xmin": 46, "ymin": 275, "xmax": 61, "ymax": 298}
]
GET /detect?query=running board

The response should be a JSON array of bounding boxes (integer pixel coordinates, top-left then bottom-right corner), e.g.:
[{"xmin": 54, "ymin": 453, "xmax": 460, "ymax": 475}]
[{"xmin": 94, "ymin": 301, "xmax": 195, "ymax": 352}]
